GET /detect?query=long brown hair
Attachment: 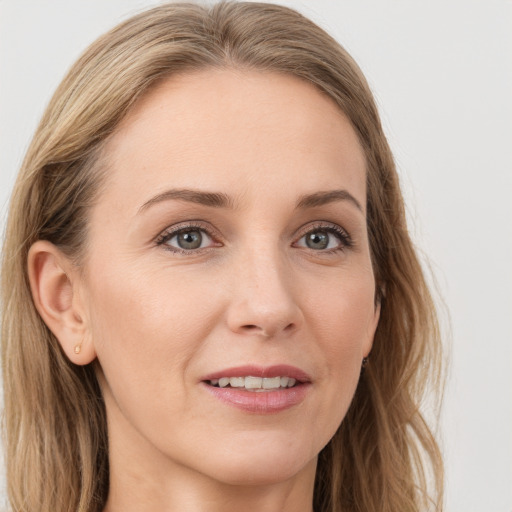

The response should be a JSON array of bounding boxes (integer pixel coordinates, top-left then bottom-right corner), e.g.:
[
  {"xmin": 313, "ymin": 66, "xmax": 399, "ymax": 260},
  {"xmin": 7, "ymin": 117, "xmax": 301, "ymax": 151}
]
[{"xmin": 1, "ymin": 3, "xmax": 444, "ymax": 511}]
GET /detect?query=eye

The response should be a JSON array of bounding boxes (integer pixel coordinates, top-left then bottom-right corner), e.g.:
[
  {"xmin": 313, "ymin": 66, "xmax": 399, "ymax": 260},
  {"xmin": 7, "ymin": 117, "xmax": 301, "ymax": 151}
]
[
  {"xmin": 294, "ymin": 225, "xmax": 351, "ymax": 252},
  {"xmin": 172, "ymin": 229, "xmax": 207, "ymax": 250},
  {"xmin": 156, "ymin": 224, "xmax": 218, "ymax": 252}
]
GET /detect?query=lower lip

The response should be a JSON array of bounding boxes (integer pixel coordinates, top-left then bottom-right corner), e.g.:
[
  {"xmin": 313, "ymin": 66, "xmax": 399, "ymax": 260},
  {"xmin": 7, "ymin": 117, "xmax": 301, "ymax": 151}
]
[{"xmin": 201, "ymin": 383, "xmax": 310, "ymax": 413}]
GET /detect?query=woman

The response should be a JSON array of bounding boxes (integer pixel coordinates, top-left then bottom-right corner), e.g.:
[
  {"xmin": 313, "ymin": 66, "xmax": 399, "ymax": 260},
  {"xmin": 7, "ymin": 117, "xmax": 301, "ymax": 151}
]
[{"xmin": 1, "ymin": 2, "xmax": 444, "ymax": 511}]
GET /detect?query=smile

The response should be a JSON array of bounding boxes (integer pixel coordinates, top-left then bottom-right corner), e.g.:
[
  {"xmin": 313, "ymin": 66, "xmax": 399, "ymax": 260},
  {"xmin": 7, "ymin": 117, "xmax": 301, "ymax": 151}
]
[
  {"xmin": 207, "ymin": 376, "xmax": 297, "ymax": 391},
  {"xmin": 201, "ymin": 365, "xmax": 311, "ymax": 413}
]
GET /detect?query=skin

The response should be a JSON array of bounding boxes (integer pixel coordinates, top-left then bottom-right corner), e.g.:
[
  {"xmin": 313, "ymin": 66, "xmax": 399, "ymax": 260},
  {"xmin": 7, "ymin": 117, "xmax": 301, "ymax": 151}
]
[{"xmin": 29, "ymin": 69, "xmax": 380, "ymax": 512}]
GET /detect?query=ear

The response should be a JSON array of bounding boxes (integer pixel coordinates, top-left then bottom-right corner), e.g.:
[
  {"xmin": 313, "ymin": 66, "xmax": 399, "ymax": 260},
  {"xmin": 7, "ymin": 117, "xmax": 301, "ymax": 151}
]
[
  {"xmin": 363, "ymin": 299, "xmax": 381, "ymax": 358},
  {"xmin": 27, "ymin": 240, "xmax": 96, "ymax": 365}
]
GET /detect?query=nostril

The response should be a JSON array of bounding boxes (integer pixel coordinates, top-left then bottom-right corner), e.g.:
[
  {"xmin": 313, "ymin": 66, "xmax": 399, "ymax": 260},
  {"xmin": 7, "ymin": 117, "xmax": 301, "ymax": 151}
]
[
  {"xmin": 242, "ymin": 325, "xmax": 259, "ymax": 331},
  {"xmin": 240, "ymin": 322, "xmax": 296, "ymax": 338},
  {"xmin": 240, "ymin": 324, "xmax": 273, "ymax": 337}
]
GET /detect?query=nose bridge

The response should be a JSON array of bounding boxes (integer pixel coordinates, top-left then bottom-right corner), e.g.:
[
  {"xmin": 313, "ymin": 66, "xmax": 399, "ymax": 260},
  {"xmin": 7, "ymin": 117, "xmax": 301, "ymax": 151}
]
[{"xmin": 227, "ymin": 237, "xmax": 302, "ymax": 338}]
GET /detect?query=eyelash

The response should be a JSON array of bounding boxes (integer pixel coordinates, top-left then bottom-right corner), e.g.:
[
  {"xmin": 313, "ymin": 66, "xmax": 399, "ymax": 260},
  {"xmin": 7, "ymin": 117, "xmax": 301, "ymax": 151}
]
[
  {"xmin": 155, "ymin": 221, "xmax": 219, "ymax": 254},
  {"xmin": 155, "ymin": 221, "xmax": 353, "ymax": 254},
  {"xmin": 295, "ymin": 223, "xmax": 353, "ymax": 253}
]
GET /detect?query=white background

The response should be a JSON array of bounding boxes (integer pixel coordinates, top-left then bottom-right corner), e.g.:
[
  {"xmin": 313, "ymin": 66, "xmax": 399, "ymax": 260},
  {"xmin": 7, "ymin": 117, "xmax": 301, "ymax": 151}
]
[{"xmin": 0, "ymin": 1, "xmax": 511, "ymax": 511}]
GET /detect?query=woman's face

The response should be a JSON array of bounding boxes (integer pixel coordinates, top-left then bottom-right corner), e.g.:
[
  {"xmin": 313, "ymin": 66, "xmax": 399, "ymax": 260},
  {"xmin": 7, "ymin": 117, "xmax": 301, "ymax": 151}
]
[{"xmin": 80, "ymin": 69, "xmax": 379, "ymax": 485}]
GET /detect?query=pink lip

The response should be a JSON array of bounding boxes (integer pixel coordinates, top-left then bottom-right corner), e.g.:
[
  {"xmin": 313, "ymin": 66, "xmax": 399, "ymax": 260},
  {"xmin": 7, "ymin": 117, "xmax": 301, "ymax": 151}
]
[{"xmin": 200, "ymin": 365, "xmax": 312, "ymax": 414}]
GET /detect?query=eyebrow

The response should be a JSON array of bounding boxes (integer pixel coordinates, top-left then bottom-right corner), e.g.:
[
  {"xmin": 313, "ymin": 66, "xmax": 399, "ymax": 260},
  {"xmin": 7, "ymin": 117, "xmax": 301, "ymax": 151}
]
[
  {"xmin": 138, "ymin": 188, "xmax": 234, "ymax": 213},
  {"xmin": 296, "ymin": 190, "xmax": 363, "ymax": 212},
  {"xmin": 138, "ymin": 187, "xmax": 363, "ymax": 214}
]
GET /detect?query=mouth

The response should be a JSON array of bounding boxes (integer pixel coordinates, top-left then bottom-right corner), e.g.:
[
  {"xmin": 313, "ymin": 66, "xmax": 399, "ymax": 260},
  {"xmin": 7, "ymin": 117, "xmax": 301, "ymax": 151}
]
[
  {"xmin": 206, "ymin": 375, "xmax": 298, "ymax": 392},
  {"xmin": 200, "ymin": 365, "xmax": 311, "ymax": 413}
]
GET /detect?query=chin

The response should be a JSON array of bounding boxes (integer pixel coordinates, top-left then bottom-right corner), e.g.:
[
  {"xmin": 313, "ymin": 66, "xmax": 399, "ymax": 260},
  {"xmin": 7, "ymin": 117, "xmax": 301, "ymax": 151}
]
[
  {"xmin": 211, "ymin": 459, "xmax": 315, "ymax": 487},
  {"xmin": 195, "ymin": 436, "xmax": 318, "ymax": 486}
]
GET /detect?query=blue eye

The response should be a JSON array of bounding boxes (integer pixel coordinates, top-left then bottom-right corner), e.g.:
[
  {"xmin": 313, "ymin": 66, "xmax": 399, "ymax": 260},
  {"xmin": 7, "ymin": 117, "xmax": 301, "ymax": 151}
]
[
  {"xmin": 158, "ymin": 226, "xmax": 216, "ymax": 252},
  {"xmin": 295, "ymin": 226, "xmax": 351, "ymax": 251},
  {"xmin": 304, "ymin": 231, "xmax": 330, "ymax": 250}
]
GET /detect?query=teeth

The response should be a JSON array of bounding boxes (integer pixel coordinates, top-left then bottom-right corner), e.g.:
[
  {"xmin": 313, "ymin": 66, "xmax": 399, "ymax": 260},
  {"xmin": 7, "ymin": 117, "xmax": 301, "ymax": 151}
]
[
  {"xmin": 208, "ymin": 376, "xmax": 299, "ymax": 390},
  {"xmin": 245, "ymin": 376, "xmax": 262, "ymax": 389},
  {"xmin": 219, "ymin": 377, "xmax": 230, "ymax": 388},
  {"xmin": 262, "ymin": 376, "xmax": 281, "ymax": 389},
  {"xmin": 229, "ymin": 377, "xmax": 245, "ymax": 388}
]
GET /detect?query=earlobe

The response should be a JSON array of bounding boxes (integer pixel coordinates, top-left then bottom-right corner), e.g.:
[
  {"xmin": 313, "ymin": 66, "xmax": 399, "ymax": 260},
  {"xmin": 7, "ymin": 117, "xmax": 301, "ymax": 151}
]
[{"xmin": 27, "ymin": 241, "xmax": 96, "ymax": 365}]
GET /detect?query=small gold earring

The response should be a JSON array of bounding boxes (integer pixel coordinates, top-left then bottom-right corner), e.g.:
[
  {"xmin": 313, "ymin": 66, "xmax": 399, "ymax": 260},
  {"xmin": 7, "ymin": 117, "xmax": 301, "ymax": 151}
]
[{"xmin": 74, "ymin": 343, "xmax": 82, "ymax": 355}]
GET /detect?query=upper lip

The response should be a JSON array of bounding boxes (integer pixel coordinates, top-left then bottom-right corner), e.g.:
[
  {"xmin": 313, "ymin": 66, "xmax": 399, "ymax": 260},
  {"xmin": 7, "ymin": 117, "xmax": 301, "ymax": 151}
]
[{"xmin": 201, "ymin": 364, "xmax": 312, "ymax": 383}]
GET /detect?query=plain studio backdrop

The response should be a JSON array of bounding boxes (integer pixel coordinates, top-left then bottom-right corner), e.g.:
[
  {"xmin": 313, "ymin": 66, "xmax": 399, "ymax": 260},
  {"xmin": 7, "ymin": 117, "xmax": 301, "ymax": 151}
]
[{"xmin": 0, "ymin": 1, "xmax": 511, "ymax": 511}]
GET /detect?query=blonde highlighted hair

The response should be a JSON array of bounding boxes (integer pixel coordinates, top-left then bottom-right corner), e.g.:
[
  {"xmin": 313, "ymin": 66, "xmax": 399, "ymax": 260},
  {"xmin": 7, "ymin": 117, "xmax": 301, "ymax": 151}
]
[{"xmin": 1, "ymin": 2, "xmax": 444, "ymax": 511}]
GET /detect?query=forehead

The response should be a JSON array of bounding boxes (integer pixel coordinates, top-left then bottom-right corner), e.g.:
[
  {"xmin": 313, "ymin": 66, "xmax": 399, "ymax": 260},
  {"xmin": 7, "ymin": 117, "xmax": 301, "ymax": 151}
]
[{"xmin": 98, "ymin": 68, "xmax": 367, "ymax": 214}]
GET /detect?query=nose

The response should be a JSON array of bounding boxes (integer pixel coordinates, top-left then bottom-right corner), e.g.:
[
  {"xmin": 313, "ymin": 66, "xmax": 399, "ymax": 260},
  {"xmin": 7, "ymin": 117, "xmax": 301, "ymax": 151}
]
[{"xmin": 226, "ymin": 249, "xmax": 304, "ymax": 339}]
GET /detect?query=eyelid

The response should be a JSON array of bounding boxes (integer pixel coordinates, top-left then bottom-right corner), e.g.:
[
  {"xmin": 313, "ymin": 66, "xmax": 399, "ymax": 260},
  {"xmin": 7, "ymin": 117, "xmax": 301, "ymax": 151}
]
[
  {"xmin": 154, "ymin": 219, "xmax": 353, "ymax": 254},
  {"xmin": 155, "ymin": 221, "xmax": 222, "ymax": 253},
  {"xmin": 293, "ymin": 222, "xmax": 353, "ymax": 251}
]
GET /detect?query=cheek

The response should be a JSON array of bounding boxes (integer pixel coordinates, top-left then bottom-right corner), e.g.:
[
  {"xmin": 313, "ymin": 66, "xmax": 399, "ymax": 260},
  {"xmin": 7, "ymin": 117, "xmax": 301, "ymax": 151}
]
[
  {"xmin": 304, "ymin": 270, "xmax": 376, "ymax": 421},
  {"xmin": 85, "ymin": 261, "xmax": 221, "ymax": 398},
  {"xmin": 307, "ymin": 269, "xmax": 376, "ymax": 354}
]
